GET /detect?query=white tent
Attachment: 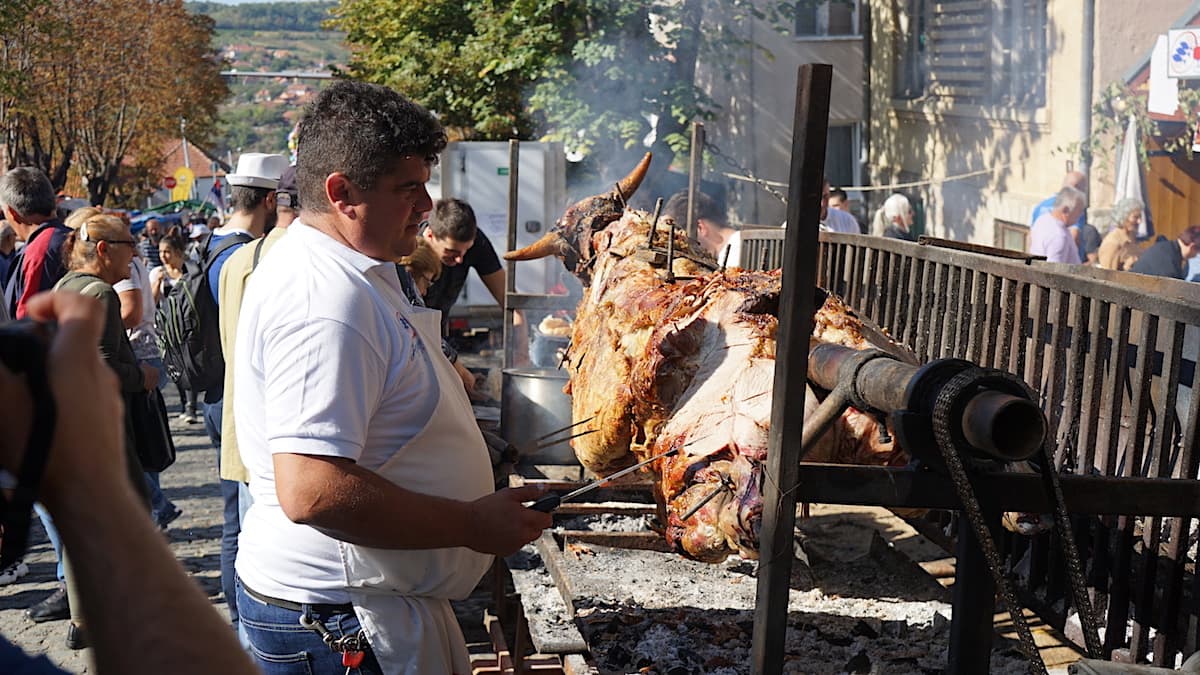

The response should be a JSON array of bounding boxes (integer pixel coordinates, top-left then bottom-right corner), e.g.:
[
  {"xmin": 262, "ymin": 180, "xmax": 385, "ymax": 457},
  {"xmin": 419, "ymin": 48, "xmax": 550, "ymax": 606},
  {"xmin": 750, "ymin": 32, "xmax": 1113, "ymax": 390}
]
[{"xmin": 1113, "ymin": 115, "xmax": 1155, "ymax": 240}]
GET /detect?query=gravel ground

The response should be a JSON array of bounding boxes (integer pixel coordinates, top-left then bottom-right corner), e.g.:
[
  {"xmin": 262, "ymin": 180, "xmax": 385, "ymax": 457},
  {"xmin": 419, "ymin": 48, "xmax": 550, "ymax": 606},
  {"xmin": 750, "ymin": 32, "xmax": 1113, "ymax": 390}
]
[{"xmin": 0, "ymin": 390, "xmax": 226, "ymax": 673}]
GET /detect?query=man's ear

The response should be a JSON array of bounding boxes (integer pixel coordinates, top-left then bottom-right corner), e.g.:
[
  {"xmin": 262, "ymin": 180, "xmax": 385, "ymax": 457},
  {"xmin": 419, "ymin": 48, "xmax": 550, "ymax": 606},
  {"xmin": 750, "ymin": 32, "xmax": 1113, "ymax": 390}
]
[{"xmin": 325, "ymin": 173, "xmax": 358, "ymax": 219}]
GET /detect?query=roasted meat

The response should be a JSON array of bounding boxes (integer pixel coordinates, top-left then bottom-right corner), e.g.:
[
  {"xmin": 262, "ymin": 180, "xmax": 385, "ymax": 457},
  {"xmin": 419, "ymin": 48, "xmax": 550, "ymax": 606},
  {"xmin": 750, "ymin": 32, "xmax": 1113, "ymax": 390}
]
[{"xmin": 507, "ymin": 155, "xmax": 906, "ymax": 562}]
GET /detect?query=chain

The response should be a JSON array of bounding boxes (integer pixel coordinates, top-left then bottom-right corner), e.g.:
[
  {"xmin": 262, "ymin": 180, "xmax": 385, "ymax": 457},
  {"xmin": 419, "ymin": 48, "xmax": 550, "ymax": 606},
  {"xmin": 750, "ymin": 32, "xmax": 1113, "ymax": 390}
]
[
  {"xmin": 932, "ymin": 368, "xmax": 1047, "ymax": 674},
  {"xmin": 705, "ymin": 140, "xmax": 790, "ymax": 205}
]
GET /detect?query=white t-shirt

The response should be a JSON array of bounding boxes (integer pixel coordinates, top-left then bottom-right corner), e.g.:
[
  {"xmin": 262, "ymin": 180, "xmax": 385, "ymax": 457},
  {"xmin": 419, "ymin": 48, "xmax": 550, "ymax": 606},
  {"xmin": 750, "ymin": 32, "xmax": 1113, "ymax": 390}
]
[
  {"xmin": 822, "ymin": 207, "xmax": 861, "ymax": 234},
  {"xmin": 113, "ymin": 257, "xmax": 159, "ymax": 361},
  {"xmin": 234, "ymin": 221, "xmax": 439, "ymax": 604}
]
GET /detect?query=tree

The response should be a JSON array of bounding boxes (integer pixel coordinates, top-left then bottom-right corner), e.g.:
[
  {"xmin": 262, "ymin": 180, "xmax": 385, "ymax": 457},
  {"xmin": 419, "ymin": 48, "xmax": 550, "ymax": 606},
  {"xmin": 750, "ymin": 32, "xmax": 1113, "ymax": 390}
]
[
  {"xmin": 331, "ymin": 0, "xmax": 793, "ymax": 186},
  {"xmin": 0, "ymin": 0, "xmax": 228, "ymax": 204}
]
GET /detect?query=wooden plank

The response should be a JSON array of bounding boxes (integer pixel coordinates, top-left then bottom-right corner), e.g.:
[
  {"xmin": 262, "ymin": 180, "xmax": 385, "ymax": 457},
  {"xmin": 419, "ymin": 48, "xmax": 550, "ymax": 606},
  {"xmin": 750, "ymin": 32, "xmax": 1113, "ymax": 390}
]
[
  {"xmin": 1041, "ymin": 289, "xmax": 1068, "ymax": 467},
  {"xmin": 1079, "ymin": 299, "xmax": 1109, "ymax": 473},
  {"xmin": 931, "ymin": 56, "xmax": 989, "ymax": 69},
  {"xmin": 981, "ymin": 273, "xmax": 1003, "ymax": 368},
  {"xmin": 752, "ymin": 62, "xmax": 830, "ymax": 675},
  {"xmin": 1100, "ymin": 306, "xmax": 1132, "ymax": 477},
  {"xmin": 535, "ymin": 532, "xmax": 579, "ymax": 619},
  {"xmin": 915, "ymin": 258, "xmax": 935, "ymax": 359},
  {"xmin": 930, "ymin": 262, "xmax": 949, "ymax": 359},
  {"xmin": 932, "ymin": 13, "xmax": 990, "ymax": 27},
  {"xmin": 965, "ymin": 269, "xmax": 987, "ymax": 362},
  {"xmin": 1060, "ymin": 293, "xmax": 1089, "ymax": 469},
  {"xmin": 932, "ymin": 0, "xmax": 988, "ymax": 11},
  {"xmin": 928, "ymin": 27, "xmax": 990, "ymax": 42},
  {"xmin": 1133, "ymin": 322, "xmax": 1185, "ymax": 664},
  {"xmin": 1159, "ymin": 355, "xmax": 1200, "ymax": 660}
]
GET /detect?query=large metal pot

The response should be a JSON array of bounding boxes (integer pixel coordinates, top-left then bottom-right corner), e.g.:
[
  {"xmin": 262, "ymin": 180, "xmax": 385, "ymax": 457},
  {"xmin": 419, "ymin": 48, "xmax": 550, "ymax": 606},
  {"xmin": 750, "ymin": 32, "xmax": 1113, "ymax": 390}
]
[{"xmin": 501, "ymin": 367, "xmax": 574, "ymax": 464}]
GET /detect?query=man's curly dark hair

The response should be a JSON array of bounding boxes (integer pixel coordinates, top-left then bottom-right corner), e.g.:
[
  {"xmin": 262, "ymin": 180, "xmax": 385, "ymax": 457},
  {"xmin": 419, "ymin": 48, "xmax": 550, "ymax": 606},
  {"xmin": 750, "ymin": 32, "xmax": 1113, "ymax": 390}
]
[{"xmin": 296, "ymin": 80, "xmax": 446, "ymax": 214}]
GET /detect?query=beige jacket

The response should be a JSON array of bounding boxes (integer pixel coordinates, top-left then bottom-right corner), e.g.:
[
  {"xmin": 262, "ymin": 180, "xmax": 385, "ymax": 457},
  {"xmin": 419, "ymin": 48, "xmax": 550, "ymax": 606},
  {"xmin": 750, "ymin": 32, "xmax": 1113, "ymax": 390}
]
[
  {"xmin": 1097, "ymin": 228, "xmax": 1140, "ymax": 271},
  {"xmin": 218, "ymin": 227, "xmax": 288, "ymax": 483}
]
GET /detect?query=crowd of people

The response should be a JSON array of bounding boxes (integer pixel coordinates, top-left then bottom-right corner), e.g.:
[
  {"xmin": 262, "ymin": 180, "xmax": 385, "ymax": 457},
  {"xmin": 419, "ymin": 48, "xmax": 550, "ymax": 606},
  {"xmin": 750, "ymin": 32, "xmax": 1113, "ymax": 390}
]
[
  {"xmin": 1029, "ymin": 171, "xmax": 1200, "ymax": 281},
  {"xmin": 0, "ymin": 79, "xmax": 1196, "ymax": 674},
  {"xmin": 0, "ymin": 81, "xmax": 551, "ymax": 674}
]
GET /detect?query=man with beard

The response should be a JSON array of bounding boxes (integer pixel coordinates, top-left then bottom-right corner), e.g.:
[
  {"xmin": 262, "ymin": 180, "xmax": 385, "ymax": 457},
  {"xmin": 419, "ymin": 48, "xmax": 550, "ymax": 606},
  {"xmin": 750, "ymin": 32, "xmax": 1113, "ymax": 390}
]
[{"xmin": 201, "ymin": 151, "xmax": 287, "ymax": 645}]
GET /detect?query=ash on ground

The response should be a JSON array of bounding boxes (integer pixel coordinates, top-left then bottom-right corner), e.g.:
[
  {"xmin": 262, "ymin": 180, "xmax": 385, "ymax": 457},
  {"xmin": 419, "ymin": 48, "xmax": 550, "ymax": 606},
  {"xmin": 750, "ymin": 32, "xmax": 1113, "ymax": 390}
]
[{"xmin": 517, "ymin": 507, "xmax": 1041, "ymax": 674}]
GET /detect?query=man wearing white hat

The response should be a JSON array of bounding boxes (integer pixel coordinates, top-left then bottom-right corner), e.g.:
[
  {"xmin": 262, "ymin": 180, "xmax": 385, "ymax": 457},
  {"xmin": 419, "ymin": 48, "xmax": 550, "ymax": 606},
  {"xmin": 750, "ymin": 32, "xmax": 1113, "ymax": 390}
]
[{"xmin": 203, "ymin": 151, "xmax": 287, "ymax": 645}]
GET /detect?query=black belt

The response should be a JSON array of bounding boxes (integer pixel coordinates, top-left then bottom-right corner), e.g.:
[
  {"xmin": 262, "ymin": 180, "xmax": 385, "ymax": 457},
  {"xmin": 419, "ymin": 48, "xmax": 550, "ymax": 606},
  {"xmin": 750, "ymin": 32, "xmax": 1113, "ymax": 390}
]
[{"xmin": 240, "ymin": 582, "xmax": 355, "ymax": 615}]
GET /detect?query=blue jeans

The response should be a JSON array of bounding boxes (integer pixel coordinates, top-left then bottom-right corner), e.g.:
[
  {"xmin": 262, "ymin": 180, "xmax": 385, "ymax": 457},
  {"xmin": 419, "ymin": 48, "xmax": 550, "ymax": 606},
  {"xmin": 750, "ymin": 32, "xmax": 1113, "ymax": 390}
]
[
  {"xmin": 236, "ymin": 580, "xmax": 382, "ymax": 674},
  {"xmin": 31, "ymin": 504, "xmax": 63, "ymax": 582},
  {"xmin": 203, "ymin": 400, "xmax": 243, "ymax": 636}
]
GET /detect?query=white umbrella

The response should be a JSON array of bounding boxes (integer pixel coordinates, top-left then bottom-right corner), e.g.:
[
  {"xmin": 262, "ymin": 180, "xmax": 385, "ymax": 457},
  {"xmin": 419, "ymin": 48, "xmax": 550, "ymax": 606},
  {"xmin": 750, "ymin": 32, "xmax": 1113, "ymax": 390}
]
[{"xmin": 1113, "ymin": 114, "xmax": 1155, "ymax": 240}]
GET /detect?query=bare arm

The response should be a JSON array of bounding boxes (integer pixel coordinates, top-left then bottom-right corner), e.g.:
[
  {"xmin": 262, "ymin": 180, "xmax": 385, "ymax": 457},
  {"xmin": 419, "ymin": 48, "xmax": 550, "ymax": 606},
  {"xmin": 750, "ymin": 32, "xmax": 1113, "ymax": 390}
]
[
  {"xmin": 2, "ymin": 292, "xmax": 256, "ymax": 675},
  {"xmin": 273, "ymin": 453, "xmax": 549, "ymax": 555},
  {"xmin": 479, "ymin": 268, "xmax": 507, "ymax": 307},
  {"xmin": 118, "ymin": 287, "xmax": 141, "ymax": 329}
]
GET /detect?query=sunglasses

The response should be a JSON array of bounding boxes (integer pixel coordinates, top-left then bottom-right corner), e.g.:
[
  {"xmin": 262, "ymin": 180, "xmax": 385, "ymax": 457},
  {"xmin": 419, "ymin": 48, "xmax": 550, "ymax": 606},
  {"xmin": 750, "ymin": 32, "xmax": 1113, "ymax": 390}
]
[{"xmin": 102, "ymin": 239, "xmax": 137, "ymax": 246}]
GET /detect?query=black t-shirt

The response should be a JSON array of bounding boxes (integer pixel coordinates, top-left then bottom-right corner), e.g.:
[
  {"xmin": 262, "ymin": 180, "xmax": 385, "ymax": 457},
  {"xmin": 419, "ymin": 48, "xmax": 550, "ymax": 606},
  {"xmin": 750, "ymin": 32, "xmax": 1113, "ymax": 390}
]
[{"xmin": 422, "ymin": 228, "xmax": 503, "ymax": 316}]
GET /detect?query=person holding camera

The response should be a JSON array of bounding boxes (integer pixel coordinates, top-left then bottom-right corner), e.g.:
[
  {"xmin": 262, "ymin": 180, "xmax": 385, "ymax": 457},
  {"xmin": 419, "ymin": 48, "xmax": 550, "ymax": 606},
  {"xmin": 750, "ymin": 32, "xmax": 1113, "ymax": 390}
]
[{"xmin": 0, "ymin": 290, "xmax": 257, "ymax": 674}]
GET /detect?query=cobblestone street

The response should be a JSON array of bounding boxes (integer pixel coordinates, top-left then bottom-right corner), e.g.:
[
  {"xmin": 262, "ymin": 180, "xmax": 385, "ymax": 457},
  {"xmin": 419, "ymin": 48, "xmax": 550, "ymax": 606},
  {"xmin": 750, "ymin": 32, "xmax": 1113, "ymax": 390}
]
[{"xmin": 0, "ymin": 392, "xmax": 227, "ymax": 673}]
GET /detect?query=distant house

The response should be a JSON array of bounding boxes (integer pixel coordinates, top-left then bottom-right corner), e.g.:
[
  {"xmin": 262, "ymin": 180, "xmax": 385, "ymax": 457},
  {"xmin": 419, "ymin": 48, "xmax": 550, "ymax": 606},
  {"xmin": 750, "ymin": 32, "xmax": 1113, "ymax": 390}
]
[
  {"xmin": 866, "ymin": 0, "xmax": 1197, "ymax": 248},
  {"xmin": 152, "ymin": 139, "xmax": 230, "ymax": 208},
  {"xmin": 700, "ymin": 0, "xmax": 868, "ymax": 227},
  {"xmin": 277, "ymin": 83, "xmax": 316, "ymax": 105}
]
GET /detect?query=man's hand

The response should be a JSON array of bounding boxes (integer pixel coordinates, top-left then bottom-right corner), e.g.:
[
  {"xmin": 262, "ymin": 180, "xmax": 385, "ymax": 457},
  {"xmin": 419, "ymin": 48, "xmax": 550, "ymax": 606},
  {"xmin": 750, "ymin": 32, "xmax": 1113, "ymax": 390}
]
[
  {"xmin": 141, "ymin": 363, "xmax": 159, "ymax": 391},
  {"xmin": 0, "ymin": 292, "xmax": 127, "ymax": 500},
  {"xmin": 466, "ymin": 486, "xmax": 553, "ymax": 556}
]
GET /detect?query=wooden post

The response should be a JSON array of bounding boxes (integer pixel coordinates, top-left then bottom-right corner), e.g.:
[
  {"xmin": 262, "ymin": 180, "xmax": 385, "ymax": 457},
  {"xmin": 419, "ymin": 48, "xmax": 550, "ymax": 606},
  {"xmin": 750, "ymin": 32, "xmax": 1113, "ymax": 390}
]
[
  {"xmin": 685, "ymin": 122, "xmax": 705, "ymax": 241},
  {"xmin": 750, "ymin": 63, "xmax": 832, "ymax": 675},
  {"xmin": 504, "ymin": 139, "xmax": 520, "ymax": 369}
]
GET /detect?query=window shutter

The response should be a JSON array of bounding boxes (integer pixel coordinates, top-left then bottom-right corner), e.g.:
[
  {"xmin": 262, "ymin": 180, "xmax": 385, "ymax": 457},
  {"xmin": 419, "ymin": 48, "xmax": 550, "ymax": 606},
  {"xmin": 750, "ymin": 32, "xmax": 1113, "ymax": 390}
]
[{"xmin": 926, "ymin": 0, "xmax": 991, "ymax": 101}]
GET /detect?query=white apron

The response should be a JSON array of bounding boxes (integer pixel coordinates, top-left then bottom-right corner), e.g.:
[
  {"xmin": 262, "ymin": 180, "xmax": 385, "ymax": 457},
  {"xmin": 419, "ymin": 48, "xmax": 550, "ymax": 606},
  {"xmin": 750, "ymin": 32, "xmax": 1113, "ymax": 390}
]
[{"xmin": 339, "ymin": 303, "xmax": 494, "ymax": 675}]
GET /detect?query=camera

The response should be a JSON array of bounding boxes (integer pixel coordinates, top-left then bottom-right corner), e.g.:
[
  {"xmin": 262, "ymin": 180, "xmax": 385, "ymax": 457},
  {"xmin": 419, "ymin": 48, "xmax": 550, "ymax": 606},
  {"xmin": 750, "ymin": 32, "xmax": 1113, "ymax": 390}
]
[{"xmin": 0, "ymin": 318, "xmax": 56, "ymax": 569}]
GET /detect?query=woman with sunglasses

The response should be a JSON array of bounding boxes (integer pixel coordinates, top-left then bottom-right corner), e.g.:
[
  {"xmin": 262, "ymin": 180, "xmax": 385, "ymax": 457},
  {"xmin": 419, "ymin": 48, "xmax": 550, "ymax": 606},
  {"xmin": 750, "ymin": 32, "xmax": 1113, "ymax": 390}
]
[{"xmin": 52, "ymin": 213, "xmax": 155, "ymax": 649}]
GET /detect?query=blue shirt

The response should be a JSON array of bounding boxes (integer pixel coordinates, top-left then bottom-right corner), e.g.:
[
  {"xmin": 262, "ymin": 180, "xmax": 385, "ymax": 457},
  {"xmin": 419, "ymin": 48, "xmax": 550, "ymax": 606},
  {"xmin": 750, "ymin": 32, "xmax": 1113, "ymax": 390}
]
[{"xmin": 206, "ymin": 232, "xmax": 252, "ymax": 304}]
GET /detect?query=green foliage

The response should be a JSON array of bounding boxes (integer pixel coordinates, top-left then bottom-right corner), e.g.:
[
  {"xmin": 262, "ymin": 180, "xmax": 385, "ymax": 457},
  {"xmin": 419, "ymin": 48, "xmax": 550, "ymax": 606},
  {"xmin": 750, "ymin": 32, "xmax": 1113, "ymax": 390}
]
[
  {"xmin": 332, "ymin": 0, "xmax": 785, "ymax": 178},
  {"xmin": 186, "ymin": 1, "xmax": 337, "ymax": 31},
  {"xmin": 1063, "ymin": 81, "xmax": 1200, "ymax": 174}
]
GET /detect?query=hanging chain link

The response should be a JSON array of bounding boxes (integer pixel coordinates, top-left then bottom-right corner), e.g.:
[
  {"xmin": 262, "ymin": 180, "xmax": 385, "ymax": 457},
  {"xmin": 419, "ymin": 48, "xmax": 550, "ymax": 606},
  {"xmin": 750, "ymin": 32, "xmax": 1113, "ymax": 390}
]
[{"xmin": 704, "ymin": 140, "xmax": 790, "ymax": 206}]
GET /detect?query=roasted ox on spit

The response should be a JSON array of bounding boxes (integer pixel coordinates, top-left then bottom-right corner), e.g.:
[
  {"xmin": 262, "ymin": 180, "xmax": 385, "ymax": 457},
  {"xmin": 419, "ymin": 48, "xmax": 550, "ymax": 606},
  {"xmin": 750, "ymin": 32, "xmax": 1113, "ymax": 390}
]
[{"xmin": 507, "ymin": 155, "xmax": 906, "ymax": 562}]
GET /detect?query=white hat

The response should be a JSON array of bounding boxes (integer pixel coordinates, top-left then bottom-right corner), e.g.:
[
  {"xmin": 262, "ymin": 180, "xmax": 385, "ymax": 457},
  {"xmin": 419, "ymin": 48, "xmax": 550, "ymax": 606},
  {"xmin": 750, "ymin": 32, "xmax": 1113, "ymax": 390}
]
[
  {"xmin": 227, "ymin": 153, "xmax": 288, "ymax": 189},
  {"xmin": 189, "ymin": 224, "xmax": 211, "ymax": 239}
]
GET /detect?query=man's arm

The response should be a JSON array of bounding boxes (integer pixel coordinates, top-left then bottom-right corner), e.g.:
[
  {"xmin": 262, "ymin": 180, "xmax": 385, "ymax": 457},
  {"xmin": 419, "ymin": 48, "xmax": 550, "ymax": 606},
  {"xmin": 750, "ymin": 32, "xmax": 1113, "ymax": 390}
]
[
  {"xmin": 479, "ymin": 268, "xmax": 507, "ymax": 308},
  {"xmin": 117, "ymin": 287, "xmax": 141, "ymax": 329},
  {"xmin": 1, "ymin": 292, "xmax": 256, "ymax": 675},
  {"xmin": 274, "ymin": 454, "xmax": 548, "ymax": 555},
  {"xmin": 257, "ymin": 315, "xmax": 549, "ymax": 554}
]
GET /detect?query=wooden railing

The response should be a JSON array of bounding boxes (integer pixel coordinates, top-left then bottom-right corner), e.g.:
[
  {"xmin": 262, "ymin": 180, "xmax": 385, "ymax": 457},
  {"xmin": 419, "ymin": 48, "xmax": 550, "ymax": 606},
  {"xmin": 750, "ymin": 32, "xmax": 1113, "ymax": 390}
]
[{"xmin": 809, "ymin": 232, "xmax": 1200, "ymax": 665}]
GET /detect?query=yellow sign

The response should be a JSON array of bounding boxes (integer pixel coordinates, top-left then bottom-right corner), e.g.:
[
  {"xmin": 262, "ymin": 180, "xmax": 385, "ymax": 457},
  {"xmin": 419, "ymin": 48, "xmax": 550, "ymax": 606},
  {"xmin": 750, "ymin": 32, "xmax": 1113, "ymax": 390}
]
[{"xmin": 171, "ymin": 166, "xmax": 195, "ymax": 202}]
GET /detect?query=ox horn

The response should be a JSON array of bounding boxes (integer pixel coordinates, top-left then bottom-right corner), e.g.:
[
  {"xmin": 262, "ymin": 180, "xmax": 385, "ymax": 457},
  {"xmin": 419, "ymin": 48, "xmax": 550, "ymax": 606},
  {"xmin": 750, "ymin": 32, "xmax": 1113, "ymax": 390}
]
[
  {"xmin": 505, "ymin": 231, "xmax": 569, "ymax": 261},
  {"xmin": 616, "ymin": 152, "xmax": 652, "ymax": 201}
]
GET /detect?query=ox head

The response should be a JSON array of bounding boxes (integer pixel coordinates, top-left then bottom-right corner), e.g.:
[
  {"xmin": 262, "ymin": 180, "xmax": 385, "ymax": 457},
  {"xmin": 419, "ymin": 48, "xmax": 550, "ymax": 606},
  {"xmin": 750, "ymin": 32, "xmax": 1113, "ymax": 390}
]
[{"xmin": 504, "ymin": 153, "xmax": 651, "ymax": 276}]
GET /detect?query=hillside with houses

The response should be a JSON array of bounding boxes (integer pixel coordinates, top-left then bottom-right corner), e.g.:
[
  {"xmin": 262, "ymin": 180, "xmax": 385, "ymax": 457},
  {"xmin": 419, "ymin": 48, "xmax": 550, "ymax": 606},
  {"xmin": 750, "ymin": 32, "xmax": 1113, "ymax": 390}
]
[{"xmin": 189, "ymin": 1, "xmax": 346, "ymax": 161}]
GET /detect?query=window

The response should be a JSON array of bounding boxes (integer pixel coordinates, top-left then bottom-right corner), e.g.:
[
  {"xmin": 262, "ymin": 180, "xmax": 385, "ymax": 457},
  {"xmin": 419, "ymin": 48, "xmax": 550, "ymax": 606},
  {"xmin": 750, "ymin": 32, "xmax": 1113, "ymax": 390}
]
[
  {"xmin": 825, "ymin": 125, "xmax": 859, "ymax": 189},
  {"xmin": 796, "ymin": 0, "xmax": 859, "ymax": 38},
  {"xmin": 893, "ymin": 0, "xmax": 1046, "ymax": 107},
  {"xmin": 995, "ymin": 220, "xmax": 1029, "ymax": 253}
]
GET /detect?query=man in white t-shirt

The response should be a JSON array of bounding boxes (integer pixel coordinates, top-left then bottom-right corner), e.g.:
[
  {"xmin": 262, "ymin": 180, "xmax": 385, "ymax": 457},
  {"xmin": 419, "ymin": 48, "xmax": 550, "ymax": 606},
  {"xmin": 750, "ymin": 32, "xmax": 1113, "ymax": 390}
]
[
  {"xmin": 821, "ymin": 179, "xmax": 861, "ymax": 234},
  {"xmin": 233, "ymin": 80, "xmax": 550, "ymax": 674}
]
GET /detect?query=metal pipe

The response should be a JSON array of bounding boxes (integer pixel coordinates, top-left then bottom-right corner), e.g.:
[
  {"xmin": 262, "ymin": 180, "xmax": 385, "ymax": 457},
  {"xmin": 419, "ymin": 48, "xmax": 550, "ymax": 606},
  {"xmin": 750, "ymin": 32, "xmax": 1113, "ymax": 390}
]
[
  {"xmin": 1079, "ymin": 0, "xmax": 1095, "ymax": 176},
  {"xmin": 800, "ymin": 384, "xmax": 851, "ymax": 455},
  {"xmin": 807, "ymin": 343, "xmax": 1044, "ymax": 461},
  {"xmin": 961, "ymin": 391, "xmax": 1046, "ymax": 462}
]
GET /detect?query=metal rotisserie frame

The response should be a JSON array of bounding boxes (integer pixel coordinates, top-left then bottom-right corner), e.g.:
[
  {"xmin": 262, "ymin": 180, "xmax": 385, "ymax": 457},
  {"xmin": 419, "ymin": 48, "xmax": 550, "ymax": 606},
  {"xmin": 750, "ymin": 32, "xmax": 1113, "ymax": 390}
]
[{"xmin": 802, "ymin": 231, "xmax": 1200, "ymax": 667}]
